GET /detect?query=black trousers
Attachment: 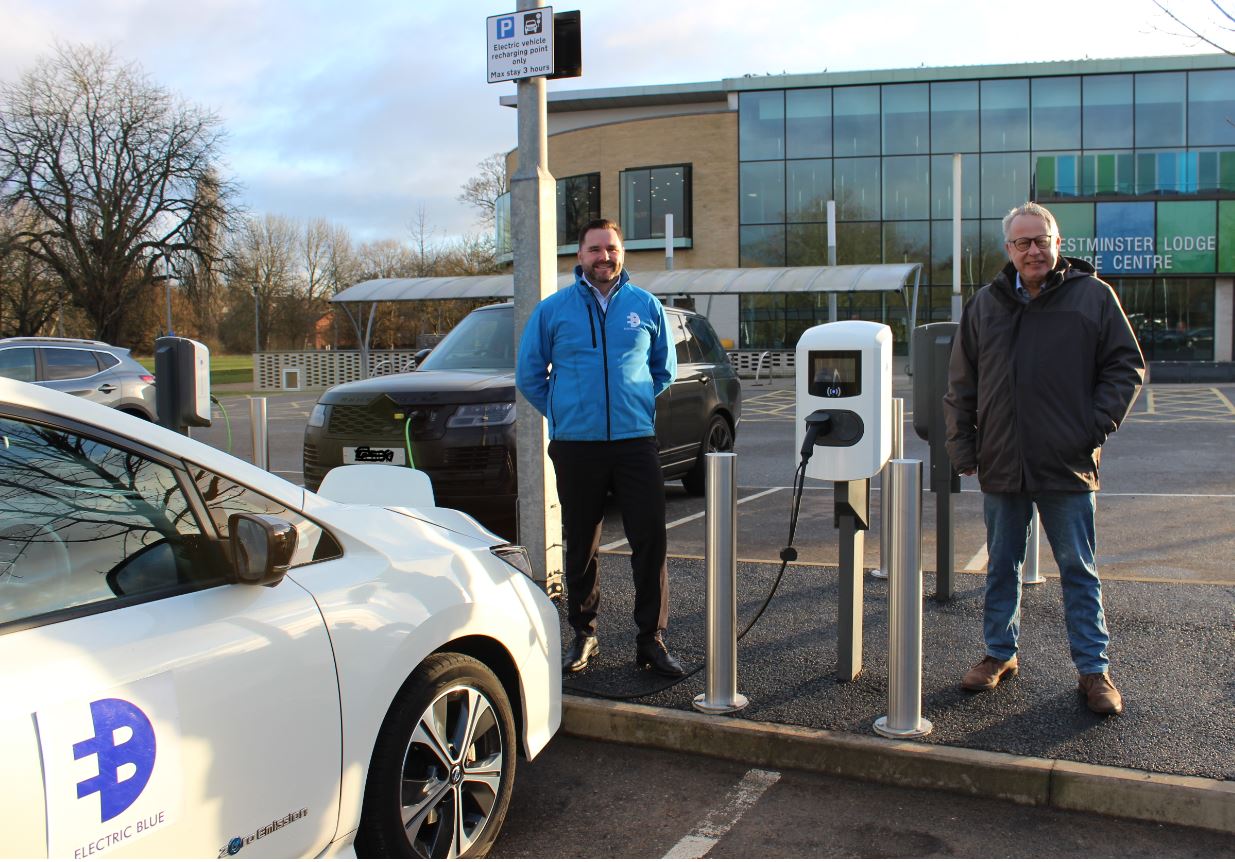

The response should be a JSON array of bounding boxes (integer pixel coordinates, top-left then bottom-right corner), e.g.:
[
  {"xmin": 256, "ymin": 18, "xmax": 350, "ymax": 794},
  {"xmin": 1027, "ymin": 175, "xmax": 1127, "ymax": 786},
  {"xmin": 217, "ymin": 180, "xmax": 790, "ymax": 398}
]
[{"xmin": 547, "ymin": 437, "xmax": 669, "ymax": 643}]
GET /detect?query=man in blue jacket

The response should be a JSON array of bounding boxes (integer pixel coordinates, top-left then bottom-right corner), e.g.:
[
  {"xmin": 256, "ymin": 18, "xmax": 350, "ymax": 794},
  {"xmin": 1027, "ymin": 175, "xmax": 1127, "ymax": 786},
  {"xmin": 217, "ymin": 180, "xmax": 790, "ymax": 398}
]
[{"xmin": 516, "ymin": 218, "xmax": 683, "ymax": 676}]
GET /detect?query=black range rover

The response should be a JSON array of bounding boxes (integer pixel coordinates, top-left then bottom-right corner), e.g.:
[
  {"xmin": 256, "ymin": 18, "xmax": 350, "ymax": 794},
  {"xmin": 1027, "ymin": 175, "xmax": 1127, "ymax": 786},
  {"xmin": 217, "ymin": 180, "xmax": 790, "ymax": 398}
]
[{"xmin": 303, "ymin": 302, "xmax": 741, "ymax": 539}]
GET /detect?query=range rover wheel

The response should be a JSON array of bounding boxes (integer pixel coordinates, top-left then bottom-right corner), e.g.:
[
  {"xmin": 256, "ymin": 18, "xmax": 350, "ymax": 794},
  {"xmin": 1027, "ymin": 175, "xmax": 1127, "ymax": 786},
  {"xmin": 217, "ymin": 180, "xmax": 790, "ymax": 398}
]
[
  {"xmin": 682, "ymin": 414, "xmax": 734, "ymax": 496},
  {"xmin": 357, "ymin": 653, "xmax": 516, "ymax": 858}
]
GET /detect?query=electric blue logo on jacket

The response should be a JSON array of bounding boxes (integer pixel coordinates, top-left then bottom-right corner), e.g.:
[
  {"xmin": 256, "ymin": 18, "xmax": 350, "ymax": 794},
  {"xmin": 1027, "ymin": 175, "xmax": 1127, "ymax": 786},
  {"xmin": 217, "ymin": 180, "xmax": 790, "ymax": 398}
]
[{"xmin": 73, "ymin": 698, "xmax": 156, "ymax": 822}]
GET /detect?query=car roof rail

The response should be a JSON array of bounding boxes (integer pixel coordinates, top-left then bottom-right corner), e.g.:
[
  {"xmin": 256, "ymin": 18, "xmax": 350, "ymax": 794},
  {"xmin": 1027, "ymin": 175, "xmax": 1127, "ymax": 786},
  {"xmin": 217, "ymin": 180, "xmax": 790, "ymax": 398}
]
[{"xmin": 0, "ymin": 336, "xmax": 111, "ymax": 347}]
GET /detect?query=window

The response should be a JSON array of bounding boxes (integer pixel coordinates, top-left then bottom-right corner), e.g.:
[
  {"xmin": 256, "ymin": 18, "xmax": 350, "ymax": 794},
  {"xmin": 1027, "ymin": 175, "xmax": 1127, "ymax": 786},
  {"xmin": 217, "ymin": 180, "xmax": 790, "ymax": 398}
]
[
  {"xmin": 557, "ymin": 173, "xmax": 600, "ymax": 247},
  {"xmin": 786, "ymin": 89, "xmax": 831, "ymax": 158},
  {"xmin": 1188, "ymin": 69, "xmax": 1235, "ymax": 146},
  {"xmin": 980, "ymin": 79, "xmax": 1029, "ymax": 152},
  {"xmin": 740, "ymin": 162, "xmax": 785, "ymax": 224},
  {"xmin": 739, "ymin": 91, "xmax": 785, "ymax": 160},
  {"xmin": 93, "ymin": 351, "xmax": 121, "ymax": 371},
  {"xmin": 42, "ymin": 348, "xmax": 100, "ymax": 381},
  {"xmin": 187, "ymin": 464, "xmax": 342, "ymax": 567},
  {"xmin": 0, "ymin": 348, "xmax": 36, "ymax": 382},
  {"xmin": 0, "ymin": 416, "xmax": 223, "ymax": 628},
  {"xmin": 620, "ymin": 165, "xmax": 691, "ymax": 241},
  {"xmin": 833, "ymin": 86, "xmax": 880, "ymax": 157},
  {"xmin": 882, "ymin": 83, "xmax": 929, "ymax": 155},
  {"xmin": 1083, "ymin": 75, "xmax": 1133, "ymax": 149},
  {"xmin": 1135, "ymin": 72, "xmax": 1186, "ymax": 148},
  {"xmin": 686, "ymin": 316, "xmax": 729, "ymax": 363},
  {"xmin": 1031, "ymin": 77, "xmax": 1080, "ymax": 150},
  {"xmin": 931, "ymin": 81, "xmax": 978, "ymax": 154},
  {"xmin": 787, "ymin": 159, "xmax": 831, "ymax": 222}
]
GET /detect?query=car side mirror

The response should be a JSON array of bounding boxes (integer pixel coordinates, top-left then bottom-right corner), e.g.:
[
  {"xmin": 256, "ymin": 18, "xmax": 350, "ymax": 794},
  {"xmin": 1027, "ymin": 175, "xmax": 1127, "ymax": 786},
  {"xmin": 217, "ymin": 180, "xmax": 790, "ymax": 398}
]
[
  {"xmin": 228, "ymin": 513, "xmax": 297, "ymax": 587},
  {"xmin": 413, "ymin": 347, "xmax": 433, "ymax": 367}
]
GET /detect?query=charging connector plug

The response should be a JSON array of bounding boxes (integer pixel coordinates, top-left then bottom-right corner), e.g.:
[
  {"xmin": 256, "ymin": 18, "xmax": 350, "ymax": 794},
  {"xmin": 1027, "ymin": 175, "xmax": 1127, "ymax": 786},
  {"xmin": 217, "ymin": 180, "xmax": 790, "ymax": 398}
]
[{"xmin": 800, "ymin": 409, "xmax": 834, "ymax": 460}]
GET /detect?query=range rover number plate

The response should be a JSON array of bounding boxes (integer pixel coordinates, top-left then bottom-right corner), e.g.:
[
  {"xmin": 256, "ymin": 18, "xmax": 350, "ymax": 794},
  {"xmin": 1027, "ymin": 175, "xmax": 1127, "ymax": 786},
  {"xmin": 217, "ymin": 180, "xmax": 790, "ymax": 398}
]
[{"xmin": 343, "ymin": 446, "xmax": 407, "ymax": 466}]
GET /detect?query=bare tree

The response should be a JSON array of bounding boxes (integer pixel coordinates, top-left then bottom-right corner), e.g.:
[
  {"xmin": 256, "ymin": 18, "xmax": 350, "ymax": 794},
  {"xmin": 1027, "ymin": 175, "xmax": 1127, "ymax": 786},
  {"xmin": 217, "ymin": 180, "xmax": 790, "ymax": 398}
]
[
  {"xmin": 0, "ymin": 44, "xmax": 236, "ymax": 346},
  {"xmin": 224, "ymin": 214, "xmax": 298, "ymax": 352},
  {"xmin": 0, "ymin": 203, "xmax": 64, "ymax": 336},
  {"xmin": 457, "ymin": 152, "xmax": 509, "ymax": 230},
  {"xmin": 1153, "ymin": 1, "xmax": 1234, "ymax": 54}
]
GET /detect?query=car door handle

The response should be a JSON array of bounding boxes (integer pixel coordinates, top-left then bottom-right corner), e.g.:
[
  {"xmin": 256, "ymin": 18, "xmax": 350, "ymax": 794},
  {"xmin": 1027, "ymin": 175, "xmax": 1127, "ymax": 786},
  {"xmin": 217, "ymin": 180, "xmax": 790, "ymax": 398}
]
[
  {"xmin": 699, "ymin": 376, "xmax": 711, "ymax": 385},
  {"xmin": 97, "ymin": 384, "xmax": 117, "ymax": 393}
]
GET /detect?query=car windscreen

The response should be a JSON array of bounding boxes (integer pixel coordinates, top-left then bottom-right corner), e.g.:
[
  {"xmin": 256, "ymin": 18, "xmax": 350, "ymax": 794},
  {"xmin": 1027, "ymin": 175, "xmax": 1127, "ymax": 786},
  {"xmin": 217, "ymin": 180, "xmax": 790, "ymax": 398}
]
[{"xmin": 417, "ymin": 307, "xmax": 514, "ymax": 372}]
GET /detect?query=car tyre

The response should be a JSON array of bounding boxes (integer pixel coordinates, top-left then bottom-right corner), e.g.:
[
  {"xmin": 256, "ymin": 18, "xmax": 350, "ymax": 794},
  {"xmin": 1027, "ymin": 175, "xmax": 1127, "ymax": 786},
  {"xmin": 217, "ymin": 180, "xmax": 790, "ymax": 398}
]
[
  {"xmin": 681, "ymin": 414, "xmax": 734, "ymax": 496},
  {"xmin": 356, "ymin": 653, "xmax": 516, "ymax": 859}
]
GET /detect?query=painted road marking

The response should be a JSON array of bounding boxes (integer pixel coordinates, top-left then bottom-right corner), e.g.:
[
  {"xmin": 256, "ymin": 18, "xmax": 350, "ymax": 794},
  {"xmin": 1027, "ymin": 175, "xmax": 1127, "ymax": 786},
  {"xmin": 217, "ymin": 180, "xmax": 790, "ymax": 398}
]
[
  {"xmin": 600, "ymin": 487, "xmax": 786, "ymax": 551},
  {"xmin": 663, "ymin": 768, "xmax": 781, "ymax": 859}
]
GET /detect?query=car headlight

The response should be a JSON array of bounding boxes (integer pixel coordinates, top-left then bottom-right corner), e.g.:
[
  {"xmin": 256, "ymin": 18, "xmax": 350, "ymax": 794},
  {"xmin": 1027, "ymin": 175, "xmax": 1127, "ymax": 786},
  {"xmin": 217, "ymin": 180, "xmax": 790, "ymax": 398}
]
[
  {"xmin": 307, "ymin": 403, "xmax": 330, "ymax": 428},
  {"xmin": 447, "ymin": 402, "xmax": 515, "ymax": 428}
]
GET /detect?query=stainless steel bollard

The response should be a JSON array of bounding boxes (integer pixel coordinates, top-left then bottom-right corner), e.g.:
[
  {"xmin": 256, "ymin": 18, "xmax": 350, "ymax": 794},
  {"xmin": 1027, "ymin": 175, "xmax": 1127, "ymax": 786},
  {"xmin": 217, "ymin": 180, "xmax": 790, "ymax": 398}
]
[
  {"xmin": 872, "ymin": 397, "xmax": 904, "ymax": 580},
  {"xmin": 1023, "ymin": 505, "xmax": 1045, "ymax": 584},
  {"xmin": 694, "ymin": 452, "xmax": 749, "ymax": 714},
  {"xmin": 249, "ymin": 397, "xmax": 269, "ymax": 471},
  {"xmin": 874, "ymin": 459, "xmax": 933, "ymax": 739}
]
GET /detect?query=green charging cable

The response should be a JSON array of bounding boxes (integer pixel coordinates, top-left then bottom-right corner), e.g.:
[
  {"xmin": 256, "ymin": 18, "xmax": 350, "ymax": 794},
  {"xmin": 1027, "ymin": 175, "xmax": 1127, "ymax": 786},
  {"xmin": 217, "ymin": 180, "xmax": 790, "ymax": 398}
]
[
  {"xmin": 209, "ymin": 395, "xmax": 233, "ymax": 452},
  {"xmin": 402, "ymin": 413, "xmax": 416, "ymax": 468}
]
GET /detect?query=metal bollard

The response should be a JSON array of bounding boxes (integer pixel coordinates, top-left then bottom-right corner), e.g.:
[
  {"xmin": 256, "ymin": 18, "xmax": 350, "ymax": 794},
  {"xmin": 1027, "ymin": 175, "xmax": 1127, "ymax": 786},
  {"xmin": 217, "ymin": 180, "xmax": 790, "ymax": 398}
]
[
  {"xmin": 874, "ymin": 459, "xmax": 933, "ymax": 739},
  {"xmin": 249, "ymin": 397, "xmax": 269, "ymax": 471},
  {"xmin": 871, "ymin": 397, "xmax": 904, "ymax": 580},
  {"xmin": 693, "ymin": 452, "xmax": 749, "ymax": 714},
  {"xmin": 1023, "ymin": 505, "xmax": 1045, "ymax": 584}
]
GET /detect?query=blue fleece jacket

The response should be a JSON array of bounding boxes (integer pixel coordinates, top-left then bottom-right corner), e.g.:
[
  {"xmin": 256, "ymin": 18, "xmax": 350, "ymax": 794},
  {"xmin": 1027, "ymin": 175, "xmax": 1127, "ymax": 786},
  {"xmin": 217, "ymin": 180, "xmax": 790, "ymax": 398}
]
[{"xmin": 516, "ymin": 267, "xmax": 675, "ymax": 441}]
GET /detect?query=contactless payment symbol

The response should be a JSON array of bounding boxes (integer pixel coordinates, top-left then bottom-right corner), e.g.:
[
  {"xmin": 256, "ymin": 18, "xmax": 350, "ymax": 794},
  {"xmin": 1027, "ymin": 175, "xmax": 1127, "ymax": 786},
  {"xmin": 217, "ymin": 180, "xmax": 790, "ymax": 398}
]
[{"xmin": 73, "ymin": 698, "xmax": 157, "ymax": 822}]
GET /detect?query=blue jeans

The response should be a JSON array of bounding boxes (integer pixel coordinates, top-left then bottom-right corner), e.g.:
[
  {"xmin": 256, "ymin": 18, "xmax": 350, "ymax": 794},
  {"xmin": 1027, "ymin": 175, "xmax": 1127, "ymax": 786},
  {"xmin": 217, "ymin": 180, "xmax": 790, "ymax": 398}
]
[{"xmin": 982, "ymin": 492, "xmax": 1110, "ymax": 675}]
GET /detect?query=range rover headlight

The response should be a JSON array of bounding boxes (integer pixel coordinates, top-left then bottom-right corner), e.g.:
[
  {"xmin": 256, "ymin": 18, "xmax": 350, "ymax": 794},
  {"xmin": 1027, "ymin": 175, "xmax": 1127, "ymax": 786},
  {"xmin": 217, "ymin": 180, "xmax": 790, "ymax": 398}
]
[
  {"xmin": 307, "ymin": 403, "xmax": 330, "ymax": 428},
  {"xmin": 446, "ymin": 402, "xmax": 516, "ymax": 428}
]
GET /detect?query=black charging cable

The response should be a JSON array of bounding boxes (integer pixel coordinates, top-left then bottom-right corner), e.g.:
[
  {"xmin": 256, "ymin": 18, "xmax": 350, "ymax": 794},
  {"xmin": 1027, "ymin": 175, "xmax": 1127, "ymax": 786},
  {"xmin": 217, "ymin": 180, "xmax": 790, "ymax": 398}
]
[{"xmin": 563, "ymin": 414, "xmax": 830, "ymax": 701}]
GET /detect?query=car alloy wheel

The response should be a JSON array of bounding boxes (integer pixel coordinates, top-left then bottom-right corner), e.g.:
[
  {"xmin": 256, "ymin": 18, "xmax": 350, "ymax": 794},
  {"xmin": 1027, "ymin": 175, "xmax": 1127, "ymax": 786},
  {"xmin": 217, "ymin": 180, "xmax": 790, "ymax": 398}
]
[
  {"xmin": 358, "ymin": 653, "xmax": 516, "ymax": 858},
  {"xmin": 682, "ymin": 414, "xmax": 735, "ymax": 495}
]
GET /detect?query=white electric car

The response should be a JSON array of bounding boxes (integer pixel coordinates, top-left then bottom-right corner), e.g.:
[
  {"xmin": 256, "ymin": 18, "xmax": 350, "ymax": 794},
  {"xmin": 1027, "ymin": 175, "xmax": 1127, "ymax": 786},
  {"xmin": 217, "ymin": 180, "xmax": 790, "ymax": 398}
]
[{"xmin": 0, "ymin": 377, "xmax": 561, "ymax": 859}]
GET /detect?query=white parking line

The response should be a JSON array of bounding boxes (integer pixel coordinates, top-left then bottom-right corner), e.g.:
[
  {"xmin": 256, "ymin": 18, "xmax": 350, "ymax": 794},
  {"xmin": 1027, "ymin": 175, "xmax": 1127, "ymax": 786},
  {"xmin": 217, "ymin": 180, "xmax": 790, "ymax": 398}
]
[
  {"xmin": 964, "ymin": 544, "xmax": 988, "ymax": 573},
  {"xmin": 600, "ymin": 487, "xmax": 786, "ymax": 552},
  {"xmin": 664, "ymin": 768, "xmax": 780, "ymax": 859}
]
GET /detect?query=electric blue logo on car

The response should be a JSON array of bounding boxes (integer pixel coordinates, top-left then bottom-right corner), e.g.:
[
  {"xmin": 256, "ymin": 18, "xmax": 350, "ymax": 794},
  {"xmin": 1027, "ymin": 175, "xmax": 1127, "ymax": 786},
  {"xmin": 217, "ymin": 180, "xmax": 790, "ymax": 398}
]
[
  {"xmin": 227, "ymin": 837, "xmax": 244, "ymax": 855},
  {"xmin": 495, "ymin": 15, "xmax": 515, "ymax": 39},
  {"xmin": 72, "ymin": 698, "xmax": 156, "ymax": 822}
]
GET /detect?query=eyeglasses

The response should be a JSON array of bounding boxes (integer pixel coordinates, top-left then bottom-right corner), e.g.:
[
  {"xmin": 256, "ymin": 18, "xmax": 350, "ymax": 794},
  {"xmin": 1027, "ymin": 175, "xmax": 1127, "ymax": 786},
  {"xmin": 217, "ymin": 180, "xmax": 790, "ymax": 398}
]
[{"xmin": 1007, "ymin": 235, "xmax": 1054, "ymax": 252}]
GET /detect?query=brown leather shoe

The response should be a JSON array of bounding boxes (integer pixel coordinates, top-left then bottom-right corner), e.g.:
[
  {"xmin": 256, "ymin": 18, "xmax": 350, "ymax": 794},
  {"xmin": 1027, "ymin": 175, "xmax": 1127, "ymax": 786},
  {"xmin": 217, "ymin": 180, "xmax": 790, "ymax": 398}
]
[
  {"xmin": 960, "ymin": 655, "xmax": 1018, "ymax": 691},
  {"xmin": 1079, "ymin": 671, "xmax": 1123, "ymax": 715}
]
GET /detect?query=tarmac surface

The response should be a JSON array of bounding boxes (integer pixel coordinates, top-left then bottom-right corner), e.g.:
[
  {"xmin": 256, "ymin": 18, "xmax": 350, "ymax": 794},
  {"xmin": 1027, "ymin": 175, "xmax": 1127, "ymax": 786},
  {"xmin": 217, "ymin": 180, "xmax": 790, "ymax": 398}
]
[{"xmin": 556, "ymin": 557, "xmax": 1235, "ymax": 782}]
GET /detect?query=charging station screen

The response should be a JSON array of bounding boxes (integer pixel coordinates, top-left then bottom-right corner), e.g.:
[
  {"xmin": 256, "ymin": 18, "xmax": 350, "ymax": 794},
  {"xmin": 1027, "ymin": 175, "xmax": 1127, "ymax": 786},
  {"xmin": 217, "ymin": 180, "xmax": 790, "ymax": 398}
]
[{"xmin": 808, "ymin": 350, "xmax": 862, "ymax": 398}]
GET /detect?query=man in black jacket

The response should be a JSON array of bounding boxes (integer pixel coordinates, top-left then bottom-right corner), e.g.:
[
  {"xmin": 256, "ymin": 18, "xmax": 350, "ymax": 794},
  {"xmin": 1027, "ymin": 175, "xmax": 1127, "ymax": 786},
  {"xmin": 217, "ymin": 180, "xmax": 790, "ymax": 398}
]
[{"xmin": 943, "ymin": 201, "xmax": 1144, "ymax": 715}]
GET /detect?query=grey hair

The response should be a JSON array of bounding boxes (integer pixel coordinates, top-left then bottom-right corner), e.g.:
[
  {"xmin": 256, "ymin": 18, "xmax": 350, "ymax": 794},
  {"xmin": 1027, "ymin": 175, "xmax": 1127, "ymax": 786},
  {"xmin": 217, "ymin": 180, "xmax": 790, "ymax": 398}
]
[{"xmin": 1002, "ymin": 202, "xmax": 1060, "ymax": 240}]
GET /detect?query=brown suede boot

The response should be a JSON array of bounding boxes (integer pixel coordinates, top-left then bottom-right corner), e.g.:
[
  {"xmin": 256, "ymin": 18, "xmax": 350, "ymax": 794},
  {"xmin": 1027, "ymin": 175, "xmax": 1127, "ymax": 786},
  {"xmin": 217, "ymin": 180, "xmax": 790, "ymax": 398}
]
[
  {"xmin": 960, "ymin": 655, "xmax": 1018, "ymax": 691},
  {"xmin": 1079, "ymin": 671, "xmax": 1123, "ymax": 715}
]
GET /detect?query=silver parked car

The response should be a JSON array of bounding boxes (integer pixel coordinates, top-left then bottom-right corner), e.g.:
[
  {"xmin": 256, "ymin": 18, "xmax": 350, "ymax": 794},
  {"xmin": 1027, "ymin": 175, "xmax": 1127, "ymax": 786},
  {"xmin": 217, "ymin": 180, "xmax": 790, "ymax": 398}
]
[{"xmin": 0, "ymin": 336, "xmax": 157, "ymax": 420}]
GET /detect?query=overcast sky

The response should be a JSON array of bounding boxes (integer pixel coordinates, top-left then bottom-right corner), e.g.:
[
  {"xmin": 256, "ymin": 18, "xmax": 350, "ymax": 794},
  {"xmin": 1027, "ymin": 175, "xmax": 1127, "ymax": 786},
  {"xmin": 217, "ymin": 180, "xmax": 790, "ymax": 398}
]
[{"xmin": 0, "ymin": 0, "xmax": 1225, "ymax": 245}]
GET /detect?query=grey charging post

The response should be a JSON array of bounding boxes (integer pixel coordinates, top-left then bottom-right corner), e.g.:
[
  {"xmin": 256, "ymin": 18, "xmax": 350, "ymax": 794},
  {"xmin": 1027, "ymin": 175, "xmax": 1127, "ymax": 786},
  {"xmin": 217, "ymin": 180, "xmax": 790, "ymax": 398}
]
[
  {"xmin": 911, "ymin": 322, "xmax": 960, "ymax": 601},
  {"xmin": 795, "ymin": 322, "xmax": 892, "ymax": 681},
  {"xmin": 154, "ymin": 336, "xmax": 212, "ymax": 436}
]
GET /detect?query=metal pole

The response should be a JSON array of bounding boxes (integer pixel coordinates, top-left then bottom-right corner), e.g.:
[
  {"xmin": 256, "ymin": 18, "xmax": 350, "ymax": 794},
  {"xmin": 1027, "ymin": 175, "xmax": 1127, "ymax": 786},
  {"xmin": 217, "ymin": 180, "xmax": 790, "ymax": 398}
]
[
  {"xmin": 253, "ymin": 288, "xmax": 260, "ymax": 354},
  {"xmin": 694, "ymin": 452, "xmax": 748, "ymax": 714},
  {"xmin": 952, "ymin": 153, "xmax": 963, "ymax": 322},
  {"xmin": 1023, "ymin": 505, "xmax": 1045, "ymax": 585},
  {"xmin": 875, "ymin": 459, "xmax": 933, "ymax": 739},
  {"xmin": 249, "ymin": 397, "xmax": 268, "ymax": 471},
  {"xmin": 665, "ymin": 213, "xmax": 674, "ymax": 271},
  {"xmin": 872, "ymin": 397, "xmax": 904, "ymax": 580},
  {"xmin": 511, "ymin": 0, "xmax": 564, "ymax": 593},
  {"xmin": 165, "ymin": 256, "xmax": 174, "ymax": 336},
  {"xmin": 827, "ymin": 200, "xmax": 838, "ymax": 322}
]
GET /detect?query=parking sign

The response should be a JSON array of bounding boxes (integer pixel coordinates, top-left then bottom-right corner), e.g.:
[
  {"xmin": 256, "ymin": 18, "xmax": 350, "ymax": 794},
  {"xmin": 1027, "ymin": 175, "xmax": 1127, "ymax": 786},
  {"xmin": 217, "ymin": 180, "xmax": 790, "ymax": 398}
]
[{"xmin": 486, "ymin": 6, "xmax": 554, "ymax": 83}]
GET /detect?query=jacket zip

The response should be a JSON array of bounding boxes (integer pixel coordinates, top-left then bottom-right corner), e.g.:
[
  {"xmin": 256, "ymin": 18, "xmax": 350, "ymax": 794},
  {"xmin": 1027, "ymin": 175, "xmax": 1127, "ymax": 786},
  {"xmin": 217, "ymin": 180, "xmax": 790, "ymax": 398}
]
[
  {"xmin": 586, "ymin": 304, "xmax": 597, "ymax": 348},
  {"xmin": 595, "ymin": 299, "xmax": 612, "ymax": 439}
]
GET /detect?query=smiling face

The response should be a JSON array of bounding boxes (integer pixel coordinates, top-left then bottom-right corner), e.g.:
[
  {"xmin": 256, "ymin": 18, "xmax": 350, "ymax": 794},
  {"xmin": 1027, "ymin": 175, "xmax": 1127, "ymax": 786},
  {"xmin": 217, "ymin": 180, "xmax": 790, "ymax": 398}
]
[
  {"xmin": 1004, "ymin": 213, "xmax": 1062, "ymax": 294},
  {"xmin": 577, "ymin": 226, "xmax": 624, "ymax": 294}
]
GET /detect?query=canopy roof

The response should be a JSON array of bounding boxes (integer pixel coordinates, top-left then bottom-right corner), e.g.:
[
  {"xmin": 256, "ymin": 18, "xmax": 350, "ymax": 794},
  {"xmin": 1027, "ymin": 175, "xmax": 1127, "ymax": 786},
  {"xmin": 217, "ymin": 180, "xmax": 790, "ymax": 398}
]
[{"xmin": 329, "ymin": 263, "xmax": 922, "ymax": 305}]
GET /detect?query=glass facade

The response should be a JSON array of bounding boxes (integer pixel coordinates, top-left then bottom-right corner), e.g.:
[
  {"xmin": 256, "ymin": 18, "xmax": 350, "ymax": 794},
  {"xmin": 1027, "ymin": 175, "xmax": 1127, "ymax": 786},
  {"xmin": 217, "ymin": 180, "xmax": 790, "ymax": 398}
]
[
  {"xmin": 736, "ymin": 67, "xmax": 1235, "ymax": 356},
  {"xmin": 620, "ymin": 164, "xmax": 692, "ymax": 241}
]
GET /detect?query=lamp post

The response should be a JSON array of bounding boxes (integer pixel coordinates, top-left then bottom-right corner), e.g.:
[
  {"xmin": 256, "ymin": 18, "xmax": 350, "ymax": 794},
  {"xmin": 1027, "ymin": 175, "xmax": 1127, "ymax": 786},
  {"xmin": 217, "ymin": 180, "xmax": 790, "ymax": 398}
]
[
  {"xmin": 164, "ymin": 255, "xmax": 174, "ymax": 335},
  {"xmin": 253, "ymin": 286, "xmax": 260, "ymax": 354}
]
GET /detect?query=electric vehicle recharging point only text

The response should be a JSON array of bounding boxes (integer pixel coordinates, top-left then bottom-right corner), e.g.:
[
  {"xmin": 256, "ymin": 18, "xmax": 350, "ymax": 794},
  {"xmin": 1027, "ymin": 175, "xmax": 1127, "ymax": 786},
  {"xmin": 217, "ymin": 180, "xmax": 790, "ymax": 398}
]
[{"xmin": 795, "ymin": 321, "xmax": 892, "ymax": 681}]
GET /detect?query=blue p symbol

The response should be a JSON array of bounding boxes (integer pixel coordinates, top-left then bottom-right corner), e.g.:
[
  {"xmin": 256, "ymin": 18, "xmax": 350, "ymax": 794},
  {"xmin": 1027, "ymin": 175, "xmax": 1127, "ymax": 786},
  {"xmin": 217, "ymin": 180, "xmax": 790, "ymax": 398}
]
[
  {"xmin": 496, "ymin": 16, "xmax": 515, "ymax": 39},
  {"xmin": 74, "ymin": 698, "xmax": 157, "ymax": 822}
]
